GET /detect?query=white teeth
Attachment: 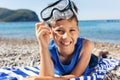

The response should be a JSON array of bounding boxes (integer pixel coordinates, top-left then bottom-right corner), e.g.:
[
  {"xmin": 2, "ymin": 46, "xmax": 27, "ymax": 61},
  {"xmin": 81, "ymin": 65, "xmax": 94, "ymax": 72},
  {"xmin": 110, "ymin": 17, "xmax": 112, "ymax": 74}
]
[{"xmin": 61, "ymin": 41, "xmax": 71, "ymax": 45}]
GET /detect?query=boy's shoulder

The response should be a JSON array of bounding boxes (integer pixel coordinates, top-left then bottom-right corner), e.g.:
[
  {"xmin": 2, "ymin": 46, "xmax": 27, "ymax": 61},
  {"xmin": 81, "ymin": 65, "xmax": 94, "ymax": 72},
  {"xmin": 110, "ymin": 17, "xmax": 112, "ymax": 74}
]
[{"xmin": 77, "ymin": 37, "xmax": 93, "ymax": 45}]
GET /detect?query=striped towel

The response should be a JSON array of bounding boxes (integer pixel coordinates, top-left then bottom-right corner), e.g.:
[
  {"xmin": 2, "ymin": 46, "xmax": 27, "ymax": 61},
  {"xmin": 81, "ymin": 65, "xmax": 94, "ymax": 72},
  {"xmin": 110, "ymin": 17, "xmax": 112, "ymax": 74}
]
[{"xmin": 0, "ymin": 58, "xmax": 119, "ymax": 80}]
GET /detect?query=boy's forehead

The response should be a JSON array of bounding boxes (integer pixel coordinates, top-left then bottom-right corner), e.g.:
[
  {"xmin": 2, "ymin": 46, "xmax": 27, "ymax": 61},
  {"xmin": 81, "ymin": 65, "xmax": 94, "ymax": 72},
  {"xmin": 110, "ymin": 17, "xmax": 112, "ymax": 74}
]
[{"xmin": 51, "ymin": 19, "xmax": 77, "ymax": 28}]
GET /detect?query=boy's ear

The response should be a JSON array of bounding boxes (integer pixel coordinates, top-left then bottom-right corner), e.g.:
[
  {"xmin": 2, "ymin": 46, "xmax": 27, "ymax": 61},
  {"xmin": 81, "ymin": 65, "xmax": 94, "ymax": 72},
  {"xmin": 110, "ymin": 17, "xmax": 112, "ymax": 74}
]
[{"xmin": 78, "ymin": 27, "xmax": 80, "ymax": 36}]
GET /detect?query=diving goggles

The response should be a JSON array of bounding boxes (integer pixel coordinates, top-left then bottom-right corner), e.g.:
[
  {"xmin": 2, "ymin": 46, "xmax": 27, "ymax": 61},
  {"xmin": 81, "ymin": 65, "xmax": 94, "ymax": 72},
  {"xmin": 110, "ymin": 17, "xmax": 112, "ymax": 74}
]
[{"xmin": 40, "ymin": 0, "xmax": 77, "ymax": 22}]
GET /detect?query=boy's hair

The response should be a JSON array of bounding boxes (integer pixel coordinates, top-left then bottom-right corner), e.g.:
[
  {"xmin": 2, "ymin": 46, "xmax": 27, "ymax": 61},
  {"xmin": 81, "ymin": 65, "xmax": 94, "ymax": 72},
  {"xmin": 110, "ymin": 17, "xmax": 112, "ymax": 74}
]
[{"xmin": 48, "ymin": 1, "xmax": 78, "ymax": 27}]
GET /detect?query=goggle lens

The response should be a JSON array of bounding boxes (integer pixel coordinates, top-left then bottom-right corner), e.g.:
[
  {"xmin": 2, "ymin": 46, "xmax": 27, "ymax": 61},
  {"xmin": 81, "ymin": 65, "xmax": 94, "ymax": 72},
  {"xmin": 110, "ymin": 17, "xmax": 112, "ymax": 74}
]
[{"xmin": 40, "ymin": 0, "xmax": 76, "ymax": 22}]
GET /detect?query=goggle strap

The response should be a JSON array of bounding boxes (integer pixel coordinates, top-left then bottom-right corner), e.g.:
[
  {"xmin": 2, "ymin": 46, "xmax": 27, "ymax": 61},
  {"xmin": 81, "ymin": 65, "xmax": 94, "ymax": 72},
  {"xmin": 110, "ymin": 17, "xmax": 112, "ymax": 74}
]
[{"xmin": 71, "ymin": 1, "xmax": 77, "ymax": 17}]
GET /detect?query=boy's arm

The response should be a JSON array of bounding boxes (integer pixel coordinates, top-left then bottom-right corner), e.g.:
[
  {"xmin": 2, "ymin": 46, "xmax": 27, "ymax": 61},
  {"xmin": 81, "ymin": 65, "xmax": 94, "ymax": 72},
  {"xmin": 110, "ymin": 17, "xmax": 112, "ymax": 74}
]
[
  {"xmin": 70, "ymin": 39, "xmax": 94, "ymax": 77},
  {"xmin": 39, "ymin": 47, "xmax": 54, "ymax": 77},
  {"xmin": 35, "ymin": 22, "xmax": 54, "ymax": 77}
]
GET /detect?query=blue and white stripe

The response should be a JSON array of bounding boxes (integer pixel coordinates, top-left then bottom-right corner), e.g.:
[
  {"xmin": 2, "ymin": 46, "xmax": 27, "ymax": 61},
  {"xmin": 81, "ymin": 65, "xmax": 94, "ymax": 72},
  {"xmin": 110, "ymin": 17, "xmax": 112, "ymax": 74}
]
[{"xmin": 0, "ymin": 58, "xmax": 119, "ymax": 80}]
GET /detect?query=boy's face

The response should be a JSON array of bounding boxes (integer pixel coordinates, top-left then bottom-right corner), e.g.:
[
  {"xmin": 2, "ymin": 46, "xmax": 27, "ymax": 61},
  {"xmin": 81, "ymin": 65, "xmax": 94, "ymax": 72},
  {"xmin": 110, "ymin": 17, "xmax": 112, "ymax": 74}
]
[{"xmin": 51, "ymin": 18, "xmax": 79, "ymax": 55}]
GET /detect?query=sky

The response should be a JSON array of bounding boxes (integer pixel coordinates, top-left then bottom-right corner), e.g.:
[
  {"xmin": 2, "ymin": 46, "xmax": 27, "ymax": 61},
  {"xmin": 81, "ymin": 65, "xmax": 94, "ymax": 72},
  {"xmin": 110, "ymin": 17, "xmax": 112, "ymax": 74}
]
[{"xmin": 0, "ymin": 0, "xmax": 120, "ymax": 20}]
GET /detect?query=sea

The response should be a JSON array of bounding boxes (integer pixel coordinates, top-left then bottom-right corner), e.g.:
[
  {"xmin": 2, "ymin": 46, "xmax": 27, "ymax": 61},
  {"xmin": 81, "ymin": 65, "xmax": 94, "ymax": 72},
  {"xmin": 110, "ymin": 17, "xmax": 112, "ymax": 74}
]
[{"xmin": 0, "ymin": 20, "xmax": 120, "ymax": 44}]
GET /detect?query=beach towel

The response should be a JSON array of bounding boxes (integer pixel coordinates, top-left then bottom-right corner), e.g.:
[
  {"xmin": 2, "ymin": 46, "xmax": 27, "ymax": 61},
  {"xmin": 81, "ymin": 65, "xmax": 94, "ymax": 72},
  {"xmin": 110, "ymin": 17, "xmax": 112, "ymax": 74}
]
[{"xmin": 0, "ymin": 58, "xmax": 119, "ymax": 80}]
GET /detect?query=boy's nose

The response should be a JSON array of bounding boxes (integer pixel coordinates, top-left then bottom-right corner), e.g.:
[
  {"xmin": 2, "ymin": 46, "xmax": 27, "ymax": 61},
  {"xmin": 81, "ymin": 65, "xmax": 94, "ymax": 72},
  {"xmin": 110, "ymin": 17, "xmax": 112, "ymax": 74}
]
[{"xmin": 62, "ymin": 32, "xmax": 70, "ymax": 39}]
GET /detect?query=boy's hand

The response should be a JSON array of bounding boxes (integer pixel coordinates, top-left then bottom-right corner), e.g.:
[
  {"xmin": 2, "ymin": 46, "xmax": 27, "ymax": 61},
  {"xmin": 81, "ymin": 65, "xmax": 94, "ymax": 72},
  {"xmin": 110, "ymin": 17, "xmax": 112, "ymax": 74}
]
[
  {"xmin": 23, "ymin": 76, "xmax": 42, "ymax": 80},
  {"xmin": 35, "ymin": 21, "xmax": 51, "ymax": 48}
]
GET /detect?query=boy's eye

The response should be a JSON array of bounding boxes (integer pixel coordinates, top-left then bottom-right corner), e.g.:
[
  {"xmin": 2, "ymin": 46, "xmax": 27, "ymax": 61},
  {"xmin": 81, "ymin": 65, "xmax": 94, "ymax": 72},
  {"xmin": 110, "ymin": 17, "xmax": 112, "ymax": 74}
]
[
  {"xmin": 70, "ymin": 29, "xmax": 75, "ymax": 32},
  {"xmin": 56, "ymin": 30, "xmax": 64, "ymax": 34}
]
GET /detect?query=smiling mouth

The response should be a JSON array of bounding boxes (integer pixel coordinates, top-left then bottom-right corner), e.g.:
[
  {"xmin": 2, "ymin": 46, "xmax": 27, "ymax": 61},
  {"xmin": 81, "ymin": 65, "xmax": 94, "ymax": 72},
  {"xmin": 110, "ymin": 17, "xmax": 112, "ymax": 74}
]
[{"xmin": 61, "ymin": 41, "xmax": 72, "ymax": 46}]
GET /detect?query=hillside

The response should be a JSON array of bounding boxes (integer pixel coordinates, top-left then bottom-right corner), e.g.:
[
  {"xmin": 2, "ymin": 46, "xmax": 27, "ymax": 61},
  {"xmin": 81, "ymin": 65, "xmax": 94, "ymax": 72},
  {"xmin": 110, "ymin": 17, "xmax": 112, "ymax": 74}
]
[{"xmin": 0, "ymin": 8, "xmax": 39, "ymax": 22}]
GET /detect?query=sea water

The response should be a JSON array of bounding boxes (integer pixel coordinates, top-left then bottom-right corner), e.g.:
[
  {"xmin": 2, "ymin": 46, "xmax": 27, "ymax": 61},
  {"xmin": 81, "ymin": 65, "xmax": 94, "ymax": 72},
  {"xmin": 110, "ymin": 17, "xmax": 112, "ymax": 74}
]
[
  {"xmin": 78, "ymin": 20, "xmax": 120, "ymax": 43},
  {"xmin": 0, "ymin": 22, "xmax": 36, "ymax": 39},
  {"xmin": 0, "ymin": 20, "xmax": 120, "ymax": 43}
]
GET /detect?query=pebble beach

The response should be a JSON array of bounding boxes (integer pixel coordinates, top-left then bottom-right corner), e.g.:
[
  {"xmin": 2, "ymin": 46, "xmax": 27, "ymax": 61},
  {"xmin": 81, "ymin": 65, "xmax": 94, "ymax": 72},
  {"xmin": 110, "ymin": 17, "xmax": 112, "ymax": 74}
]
[{"xmin": 0, "ymin": 38, "xmax": 120, "ymax": 80}]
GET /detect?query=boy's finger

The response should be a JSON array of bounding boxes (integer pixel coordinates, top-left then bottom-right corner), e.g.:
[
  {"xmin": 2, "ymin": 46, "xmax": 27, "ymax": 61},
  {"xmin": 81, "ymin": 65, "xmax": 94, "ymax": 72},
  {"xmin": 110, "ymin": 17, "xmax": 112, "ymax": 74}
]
[
  {"xmin": 35, "ymin": 21, "xmax": 45, "ymax": 30},
  {"xmin": 41, "ymin": 20, "xmax": 45, "ymax": 25},
  {"xmin": 35, "ymin": 23, "xmax": 40, "ymax": 30}
]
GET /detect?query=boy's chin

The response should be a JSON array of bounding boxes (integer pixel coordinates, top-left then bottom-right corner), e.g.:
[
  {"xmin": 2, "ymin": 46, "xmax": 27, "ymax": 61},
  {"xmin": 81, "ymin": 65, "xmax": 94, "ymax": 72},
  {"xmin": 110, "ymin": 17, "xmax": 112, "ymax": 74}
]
[{"xmin": 59, "ymin": 47, "xmax": 74, "ymax": 54}]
